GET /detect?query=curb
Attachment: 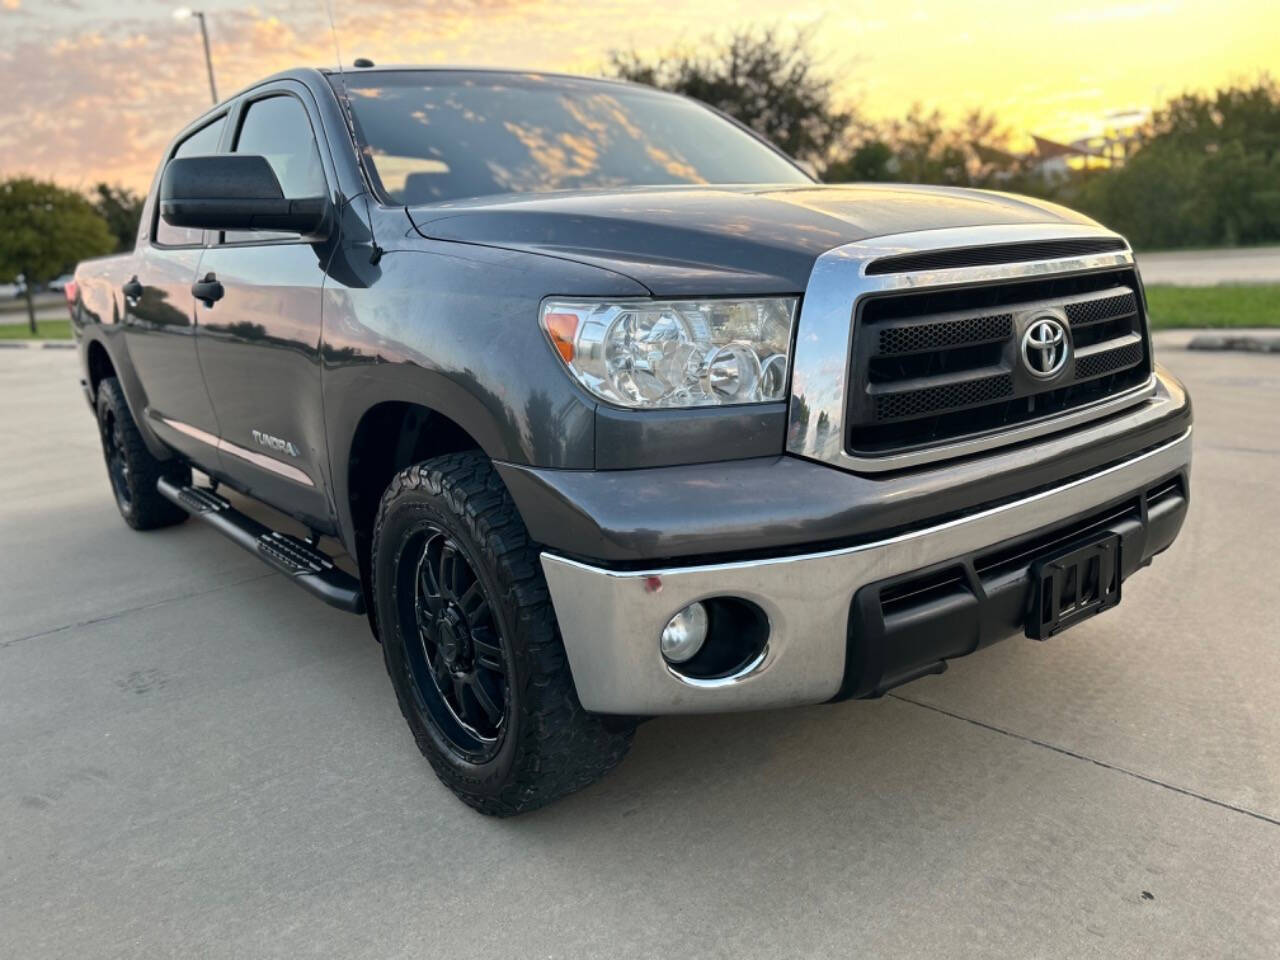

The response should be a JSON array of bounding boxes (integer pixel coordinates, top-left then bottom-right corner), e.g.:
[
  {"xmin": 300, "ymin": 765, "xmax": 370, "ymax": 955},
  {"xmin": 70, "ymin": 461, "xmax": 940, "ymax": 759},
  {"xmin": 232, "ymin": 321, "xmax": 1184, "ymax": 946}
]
[
  {"xmin": 1186, "ymin": 334, "xmax": 1280, "ymax": 354},
  {"xmin": 0, "ymin": 340, "xmax": 76, "ymax": 350}
]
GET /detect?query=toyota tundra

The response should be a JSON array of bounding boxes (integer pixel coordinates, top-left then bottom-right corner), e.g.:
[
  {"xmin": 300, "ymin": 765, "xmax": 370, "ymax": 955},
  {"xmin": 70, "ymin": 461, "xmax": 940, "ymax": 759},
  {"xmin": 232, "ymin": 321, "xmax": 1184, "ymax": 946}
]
[{"xmin": 71, "ymin": 66, "xmax": 1193, "ymax": 815}]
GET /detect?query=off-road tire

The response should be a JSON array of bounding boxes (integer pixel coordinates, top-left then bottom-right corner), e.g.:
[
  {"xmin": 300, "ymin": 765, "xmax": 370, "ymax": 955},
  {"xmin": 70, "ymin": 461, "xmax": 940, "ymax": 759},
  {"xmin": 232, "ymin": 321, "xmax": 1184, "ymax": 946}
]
[
  {"xmin": 372, "ymin": 452, "xmax": 635, "ymax": 816},
  {"xmin": 96, "ymin": 376, "xmax": 190, "ymax": 530}
]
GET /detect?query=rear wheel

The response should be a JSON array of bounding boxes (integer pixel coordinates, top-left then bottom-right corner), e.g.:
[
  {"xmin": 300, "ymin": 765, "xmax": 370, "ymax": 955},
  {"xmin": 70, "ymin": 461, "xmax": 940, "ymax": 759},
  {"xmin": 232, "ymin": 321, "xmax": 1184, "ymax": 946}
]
[
  {"xmin": 95, "ymin": 376, "xmax": 190, "ymax": 530},
  {"xmin": 371, "ymin": 452, "xmax": 634, "ymax": 816}
]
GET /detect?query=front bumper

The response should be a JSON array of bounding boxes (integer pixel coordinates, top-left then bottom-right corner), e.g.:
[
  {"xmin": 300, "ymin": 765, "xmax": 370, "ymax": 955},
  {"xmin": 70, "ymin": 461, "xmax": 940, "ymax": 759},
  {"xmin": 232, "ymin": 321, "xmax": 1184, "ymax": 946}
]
[{"xmin": 541, "ymin": 429, "xmax": 1192, "ymax": 715}]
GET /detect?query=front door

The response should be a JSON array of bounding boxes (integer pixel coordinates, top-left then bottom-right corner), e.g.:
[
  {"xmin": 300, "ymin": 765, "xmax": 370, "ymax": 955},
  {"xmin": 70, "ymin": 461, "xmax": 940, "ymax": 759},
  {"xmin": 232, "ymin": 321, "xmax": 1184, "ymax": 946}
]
[{"xmin": 194, "ymin": 86, "xmax": 336, "ymax": 528}]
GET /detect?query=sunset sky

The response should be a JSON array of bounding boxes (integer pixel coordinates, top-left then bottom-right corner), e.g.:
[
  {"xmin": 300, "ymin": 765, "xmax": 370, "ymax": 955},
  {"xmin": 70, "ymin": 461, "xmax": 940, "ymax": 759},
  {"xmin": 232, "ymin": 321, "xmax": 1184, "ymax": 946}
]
[{"xmin": 2, "ymin": 0, "xmax": 1276, "ymax": 193}]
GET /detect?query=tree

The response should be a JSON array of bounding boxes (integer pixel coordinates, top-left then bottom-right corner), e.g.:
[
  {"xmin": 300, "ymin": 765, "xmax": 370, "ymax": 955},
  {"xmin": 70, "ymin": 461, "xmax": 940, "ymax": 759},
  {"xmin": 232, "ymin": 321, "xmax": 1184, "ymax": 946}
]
[
  {"xmin": 828, "ymin": 106, "xmax": 1026, "ymax": 188},
  {"xmin": 823, "ymin": 137, "xmax": 896, "ymax": 182},
  {"xmin": 0, "ymin": 178, "xmax": 115, "ymax": 333},
  {"xmin": 608, "ymin": 27, "xmax": 855, "ymax": 172},
  {"xmin": 1073, "ymin": 76, "xmax": 1280, "ymax": 247},
  {"xmin": 91, "ymin": 183, "xmax": 146, "ymax": 253}
]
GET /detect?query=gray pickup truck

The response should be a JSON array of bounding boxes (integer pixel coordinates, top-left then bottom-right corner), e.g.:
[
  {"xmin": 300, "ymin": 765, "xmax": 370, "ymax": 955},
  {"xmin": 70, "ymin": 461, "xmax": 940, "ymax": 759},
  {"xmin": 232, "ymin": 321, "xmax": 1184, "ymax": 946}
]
[{"xmin": 72, "ymin": 65, "xmax": 1192, "ymax": 815}]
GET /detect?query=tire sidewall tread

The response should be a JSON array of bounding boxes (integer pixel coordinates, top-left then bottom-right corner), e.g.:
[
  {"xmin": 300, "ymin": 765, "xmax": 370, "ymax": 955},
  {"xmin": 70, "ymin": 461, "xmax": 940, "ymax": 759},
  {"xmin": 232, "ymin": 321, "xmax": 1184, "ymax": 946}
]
[
  {"xmin": 371, "ymin": 451, "xmax": 634, "ymax": 817},
  {"xmin": 95, "ymin": 377, "xmax": 190, "ymax": 531}
]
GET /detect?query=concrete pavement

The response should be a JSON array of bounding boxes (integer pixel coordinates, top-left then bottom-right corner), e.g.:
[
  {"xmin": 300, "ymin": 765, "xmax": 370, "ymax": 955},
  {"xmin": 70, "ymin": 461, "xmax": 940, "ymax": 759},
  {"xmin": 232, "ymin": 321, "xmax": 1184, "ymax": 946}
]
[
  {"xmin": 1135, "ymin": 245, "xmax": 1280, "ymax": 286},
  {"xmin": 1, "ymin": 339, "xmax": 1277, "ymax": 959}
]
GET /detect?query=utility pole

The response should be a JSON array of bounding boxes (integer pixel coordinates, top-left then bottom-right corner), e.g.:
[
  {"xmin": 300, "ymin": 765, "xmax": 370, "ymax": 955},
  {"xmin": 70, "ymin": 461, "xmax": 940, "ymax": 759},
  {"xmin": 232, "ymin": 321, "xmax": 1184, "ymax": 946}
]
[{"xmin": 174, "ymin": 8, "xmax": 218, "ymax": 104}]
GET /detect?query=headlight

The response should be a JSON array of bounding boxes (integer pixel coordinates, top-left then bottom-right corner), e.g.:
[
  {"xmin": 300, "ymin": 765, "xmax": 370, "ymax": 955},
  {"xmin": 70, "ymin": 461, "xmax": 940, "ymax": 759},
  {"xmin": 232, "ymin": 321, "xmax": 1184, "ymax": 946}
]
[{"xmin": 540, "ymin": 297, "xmax": 797, "ymax": 408}]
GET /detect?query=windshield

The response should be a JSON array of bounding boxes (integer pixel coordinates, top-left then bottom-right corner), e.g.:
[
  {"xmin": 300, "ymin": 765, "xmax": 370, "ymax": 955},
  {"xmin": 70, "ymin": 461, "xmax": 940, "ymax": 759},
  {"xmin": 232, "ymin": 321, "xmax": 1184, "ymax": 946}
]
[{"xmin": 331, "ymin": 70, "xmax": 811, "ymax": 205}]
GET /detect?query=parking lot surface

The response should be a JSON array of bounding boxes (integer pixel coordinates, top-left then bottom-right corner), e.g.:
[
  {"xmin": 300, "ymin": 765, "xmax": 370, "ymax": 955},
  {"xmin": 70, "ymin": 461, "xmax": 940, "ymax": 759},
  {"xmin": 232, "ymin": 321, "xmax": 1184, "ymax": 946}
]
[
  {"xmin": 1, "ymin": 338, "xmax": 1277, "ymax": 959},
  {"xmin": 1135, "ymin": 245, "xmax": 1280, "ymax": 286}
]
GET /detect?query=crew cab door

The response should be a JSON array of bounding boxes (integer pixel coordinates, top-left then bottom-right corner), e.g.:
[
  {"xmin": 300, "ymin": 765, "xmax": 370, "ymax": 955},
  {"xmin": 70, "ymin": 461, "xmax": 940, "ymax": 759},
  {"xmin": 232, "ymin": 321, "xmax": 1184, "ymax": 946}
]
[
  {"xmin": 193, "ymin": 85, "xmax": 336, "ymax": 527},
  {"xmin": 124, "ymin": 114, "xmax": 226, "ymax": 467}
]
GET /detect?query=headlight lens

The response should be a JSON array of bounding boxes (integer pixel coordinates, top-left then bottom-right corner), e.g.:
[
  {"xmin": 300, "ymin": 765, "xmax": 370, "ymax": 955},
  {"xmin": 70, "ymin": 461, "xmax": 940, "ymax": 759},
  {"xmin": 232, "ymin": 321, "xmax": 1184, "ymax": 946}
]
[{"xmin": 540, "ymin": 297, "xmax": 797, "ymax": 408}]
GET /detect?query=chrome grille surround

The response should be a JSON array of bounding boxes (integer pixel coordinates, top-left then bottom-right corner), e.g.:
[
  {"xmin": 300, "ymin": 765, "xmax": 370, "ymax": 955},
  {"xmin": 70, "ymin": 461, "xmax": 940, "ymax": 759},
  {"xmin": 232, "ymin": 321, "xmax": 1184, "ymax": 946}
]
[{"xmin": 786, "ymin": 224, "xmax": 1157, "ymax": 472}]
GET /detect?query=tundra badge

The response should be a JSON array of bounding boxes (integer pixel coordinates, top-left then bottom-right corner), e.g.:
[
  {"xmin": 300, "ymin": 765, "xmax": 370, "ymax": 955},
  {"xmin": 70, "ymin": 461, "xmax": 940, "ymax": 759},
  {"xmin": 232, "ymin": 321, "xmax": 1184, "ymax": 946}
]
[{"xmin": 252, "ymin": 430, "xmax": 301, "ymax": 458}]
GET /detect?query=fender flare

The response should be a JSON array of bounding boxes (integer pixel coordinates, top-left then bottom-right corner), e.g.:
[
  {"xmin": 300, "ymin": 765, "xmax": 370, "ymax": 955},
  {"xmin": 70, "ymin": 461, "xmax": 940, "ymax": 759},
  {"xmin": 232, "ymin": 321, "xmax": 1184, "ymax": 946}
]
[
  {"xmin": 324, "ymin": 362, "xmax": 520, "ymax": 553},
  {"xmin": 79, "ymin": 324, "xmax": 174, "ymax": 462}
]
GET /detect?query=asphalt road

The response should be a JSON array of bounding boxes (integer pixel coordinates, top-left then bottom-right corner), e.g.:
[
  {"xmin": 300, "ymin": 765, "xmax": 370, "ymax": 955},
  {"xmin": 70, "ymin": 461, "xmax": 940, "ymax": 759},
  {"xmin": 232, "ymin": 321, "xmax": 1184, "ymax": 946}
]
[
  {"xmin": 1, "ymin": 338, "xmax": 1277, "ymax": 959},
  {"xmin": 1135, "ymin": 245, "xmax": 1280, "ymax": 286},
  {"xmin": 0, "ymin": 293, "xmax": 66, "ymax": 326}
]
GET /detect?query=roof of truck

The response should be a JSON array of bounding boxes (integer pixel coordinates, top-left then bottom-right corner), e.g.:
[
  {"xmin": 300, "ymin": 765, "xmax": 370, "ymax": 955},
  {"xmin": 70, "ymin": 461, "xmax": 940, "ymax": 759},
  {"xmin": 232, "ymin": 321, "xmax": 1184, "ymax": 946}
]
[{"xmin": 204, "ymin": 65, "xmax": 649, "ymax": 116}]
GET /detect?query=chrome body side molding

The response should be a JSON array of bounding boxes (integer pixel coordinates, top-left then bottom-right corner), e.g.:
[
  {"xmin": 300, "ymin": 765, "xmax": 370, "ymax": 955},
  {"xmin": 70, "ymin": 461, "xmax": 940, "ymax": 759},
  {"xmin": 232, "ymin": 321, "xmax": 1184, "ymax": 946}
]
[{"xmin": 156, "ymin": 413, "xmax": 315, "ymax": 487}]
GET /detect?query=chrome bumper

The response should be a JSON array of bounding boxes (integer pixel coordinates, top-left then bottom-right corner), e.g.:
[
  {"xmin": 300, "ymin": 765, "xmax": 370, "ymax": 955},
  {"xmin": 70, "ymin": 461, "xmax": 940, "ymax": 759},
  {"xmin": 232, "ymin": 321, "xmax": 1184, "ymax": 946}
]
[{"xmin": 540, "ymin": 429, "xmax": 1192, "ymax": 715}]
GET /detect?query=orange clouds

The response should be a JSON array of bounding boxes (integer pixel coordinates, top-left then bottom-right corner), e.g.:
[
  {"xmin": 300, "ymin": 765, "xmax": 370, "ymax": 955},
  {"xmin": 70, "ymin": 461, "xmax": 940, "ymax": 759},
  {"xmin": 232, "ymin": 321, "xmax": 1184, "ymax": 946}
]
[{"xmin": 1, "ymin": 0, "xmax": 1276, "ymax": 193}]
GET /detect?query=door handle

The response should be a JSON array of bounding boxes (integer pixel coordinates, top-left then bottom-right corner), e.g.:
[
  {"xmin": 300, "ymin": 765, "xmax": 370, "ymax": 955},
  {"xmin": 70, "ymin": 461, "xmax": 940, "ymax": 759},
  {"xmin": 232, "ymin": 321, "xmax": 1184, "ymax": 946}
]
[
  {"xmin": 122, "ymin": 276, "xmax": 143, "ymax": 301},
  {"xmin": 191, "ymin": 272, "xmax": 224, "ymax": 307}
]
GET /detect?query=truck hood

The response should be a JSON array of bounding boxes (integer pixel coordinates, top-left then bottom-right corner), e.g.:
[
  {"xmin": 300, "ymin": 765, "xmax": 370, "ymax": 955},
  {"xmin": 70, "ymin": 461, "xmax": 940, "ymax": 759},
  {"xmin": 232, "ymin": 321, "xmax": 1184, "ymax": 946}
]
[{"xmin": 406, "ymin": 183, "xmax": 1100, "ymax": 295}]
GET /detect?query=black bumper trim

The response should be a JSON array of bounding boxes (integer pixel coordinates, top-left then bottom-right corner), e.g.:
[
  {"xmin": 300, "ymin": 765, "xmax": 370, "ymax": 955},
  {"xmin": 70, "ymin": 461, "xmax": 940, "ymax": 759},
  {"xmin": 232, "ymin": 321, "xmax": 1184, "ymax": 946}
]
[{"xmin": 832, "ymin": 469, "xmax": 1189, "ymax": 701}]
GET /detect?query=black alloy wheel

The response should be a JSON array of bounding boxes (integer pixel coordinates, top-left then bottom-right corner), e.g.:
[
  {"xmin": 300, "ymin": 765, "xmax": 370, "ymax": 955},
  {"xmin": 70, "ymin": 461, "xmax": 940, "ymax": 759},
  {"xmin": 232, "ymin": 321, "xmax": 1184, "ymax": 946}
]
[
  {"xmin": 400, "ymin": 524, "xmax": 509, "ymax": 760},
  {"xmin": 94, "ymin": 376, "xmax": 189, "ymax": 530},
  {"xmin": 371, "ymin": 452, "xmax": 636, "ymax": 816},
  {"xmin": 101, "ymin": 406, "xmax": 133, "ymax": 511}
]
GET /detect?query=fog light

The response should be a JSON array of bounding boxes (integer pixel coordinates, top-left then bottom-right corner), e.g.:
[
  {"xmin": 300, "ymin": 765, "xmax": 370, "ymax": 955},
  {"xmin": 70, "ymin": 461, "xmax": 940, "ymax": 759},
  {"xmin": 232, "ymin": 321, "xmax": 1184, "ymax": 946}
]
[{"xmin": 660, "ymin": 601, "xmax": 708, "ymax": 663}]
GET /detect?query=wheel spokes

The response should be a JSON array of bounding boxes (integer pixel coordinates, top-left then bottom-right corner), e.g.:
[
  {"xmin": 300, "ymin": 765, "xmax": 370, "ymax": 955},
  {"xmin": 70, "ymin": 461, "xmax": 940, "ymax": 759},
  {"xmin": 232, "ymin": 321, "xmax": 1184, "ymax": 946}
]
[
  {"xmin": 405, "ymin": 524, "xmax": 508, "ymax": 752},
  {"xmin": 418, "ymin": 538, "xmax": 445, "ymax": 614},
  {"xmin": 112, "ymin": 423, "xmax": 129, "ymax": 479},
  {"xmin": 457, "ymin": 580, "xmax": 489, "ymax": 627},
  {"xmin": 471, "ymin": 629, "xmax": 505, "ymax": 674},
  {"xmin": 450, "ymin": 674, "xmax": 470, "ymax": 713},
  {"xmin": 467, "ymin": 674, "xmax": 503, "ymax": 726},
  {"xmin": 103, "ymin": 414, "xmax": 132, "ymax": 504},
  {"xmin": 440, "ymin": 542, "xmax": 466, "ymax": 601}
]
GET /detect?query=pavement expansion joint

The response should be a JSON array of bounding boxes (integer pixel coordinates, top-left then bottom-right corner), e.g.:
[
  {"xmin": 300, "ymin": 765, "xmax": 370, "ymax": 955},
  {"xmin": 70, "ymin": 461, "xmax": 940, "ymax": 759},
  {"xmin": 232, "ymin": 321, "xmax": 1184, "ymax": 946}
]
[{"xmin": 890, "ymin": 692, "xmax": 1280, "ymax": 829}]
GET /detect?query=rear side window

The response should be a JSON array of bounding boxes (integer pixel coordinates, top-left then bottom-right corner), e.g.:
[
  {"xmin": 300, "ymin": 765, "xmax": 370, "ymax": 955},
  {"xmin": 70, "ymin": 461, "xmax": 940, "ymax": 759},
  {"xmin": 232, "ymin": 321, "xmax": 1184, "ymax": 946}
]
[
  {"xmin": 154, "ymin": 116, "xmax": 226, "ymax": 246},
  {"xmin": 223, "ymin": 95, "xmax": 325, "ymax": 244}
]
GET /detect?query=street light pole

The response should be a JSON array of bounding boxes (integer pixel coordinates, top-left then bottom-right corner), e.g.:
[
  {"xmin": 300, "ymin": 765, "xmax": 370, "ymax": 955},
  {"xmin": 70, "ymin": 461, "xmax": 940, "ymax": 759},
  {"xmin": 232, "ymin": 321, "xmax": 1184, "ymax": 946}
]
[
  {"xmin": 195, "ymin": 12, "xmax": 217, "ymax": 104},
  {"xmin": 174, "ymin": 8, "xmax": 218, "ymax": 105}
]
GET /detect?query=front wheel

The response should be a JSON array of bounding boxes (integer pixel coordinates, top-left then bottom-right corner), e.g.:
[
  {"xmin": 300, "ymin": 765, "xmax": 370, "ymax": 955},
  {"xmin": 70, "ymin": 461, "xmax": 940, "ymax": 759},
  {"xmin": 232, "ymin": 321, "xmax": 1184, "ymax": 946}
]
[{"xmin": 371, "ymin": 452, "xmax": 634, "ymax": 816}]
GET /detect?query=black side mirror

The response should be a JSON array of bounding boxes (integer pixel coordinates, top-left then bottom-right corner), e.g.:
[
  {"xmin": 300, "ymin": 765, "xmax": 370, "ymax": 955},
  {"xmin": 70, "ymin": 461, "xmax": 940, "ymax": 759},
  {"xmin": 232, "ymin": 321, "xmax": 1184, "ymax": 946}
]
[{"xmin": 159, "ymin": 155, "xmax": 330, "ymax": 238}]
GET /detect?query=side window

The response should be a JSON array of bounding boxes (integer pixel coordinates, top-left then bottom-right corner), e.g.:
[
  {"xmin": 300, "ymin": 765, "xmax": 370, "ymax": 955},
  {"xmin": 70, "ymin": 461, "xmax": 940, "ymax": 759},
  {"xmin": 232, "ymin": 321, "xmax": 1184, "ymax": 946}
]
[
  {"xmin": 154, "ymin": 116, "xmax": 226, "ymax": 246},
  {"xmin": 224, "ymin": 95, "xmax": 325, "ymax": 243}
]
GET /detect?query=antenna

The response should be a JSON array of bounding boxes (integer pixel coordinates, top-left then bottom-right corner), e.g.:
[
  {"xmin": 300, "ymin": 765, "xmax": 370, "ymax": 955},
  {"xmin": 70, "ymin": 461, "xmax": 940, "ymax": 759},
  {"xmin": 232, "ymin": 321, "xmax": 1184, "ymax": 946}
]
[
  {"xmin": 321, "ymin": 0, "xmax": 348, "ymax": 78},
  {"xmin": 321, "ymin": 0, "xmax": 383, "ymax": 264}
]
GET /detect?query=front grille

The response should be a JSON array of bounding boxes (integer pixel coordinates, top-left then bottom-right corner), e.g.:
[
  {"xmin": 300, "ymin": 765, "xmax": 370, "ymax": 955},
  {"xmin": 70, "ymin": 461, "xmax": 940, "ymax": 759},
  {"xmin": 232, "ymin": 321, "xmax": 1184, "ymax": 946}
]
[
  {"xmin": 874, "ymin": 372, "xmax": 1013, "ymax": 420},
  {"xmin": 1075, "ymin": 339, "xmax": 1144, "ymax": 379},
  {"xmin": 865, "ymin": 238, "xmax": 1127, "ymax": 275},
  {"xmin": 877, "ymin": 312, "xmax": 1012, "ymax": 355},
  {"xmin": 847, "ymin": 268, "xmax": 1152, "ymax": 457},
  {"xmin": 1065, "ymin": 291, "xmax": 1135, "ymax": 326}
]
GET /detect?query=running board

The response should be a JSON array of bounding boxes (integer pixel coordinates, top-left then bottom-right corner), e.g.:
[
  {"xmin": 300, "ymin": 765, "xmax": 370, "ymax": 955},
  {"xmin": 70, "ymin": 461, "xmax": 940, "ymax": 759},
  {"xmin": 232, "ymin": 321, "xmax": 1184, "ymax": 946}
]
[{"xmin": 157, "ymin": 477, "xmax": 365, "ymax": 614}]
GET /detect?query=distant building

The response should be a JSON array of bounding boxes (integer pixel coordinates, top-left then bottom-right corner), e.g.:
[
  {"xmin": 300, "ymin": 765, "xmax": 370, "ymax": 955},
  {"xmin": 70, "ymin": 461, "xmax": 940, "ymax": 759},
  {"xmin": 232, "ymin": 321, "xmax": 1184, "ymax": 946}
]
[
  {"xmin": 1030, "ymin": 108, "xmax": 1149, "ymax": 178},
  {"xmin": 1030, "ymin": 135, "xmax": 1105, "ymax": 179}
]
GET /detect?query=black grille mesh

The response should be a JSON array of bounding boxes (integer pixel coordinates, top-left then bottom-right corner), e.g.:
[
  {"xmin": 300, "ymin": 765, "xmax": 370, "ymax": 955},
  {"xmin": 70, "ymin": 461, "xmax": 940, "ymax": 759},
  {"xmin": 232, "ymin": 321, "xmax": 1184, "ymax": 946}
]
[
  {"xmin": 874, "ymin": 374, "xmax": 1013, "ymax": 421},
  {"xmin": 877, "ymin": 313, "xmax": 1012, "ymax": 356},
  {"xmin": 1066, "ymin": 292, "xmax": 1137, "ymax": 326},
  {"xmin": 1075, "ymin": 341, "xmax": 1144, "ymax": 379},
  {"xmin": 849, "ymin": 268, "xmax": 1152, "ymax": 455}
]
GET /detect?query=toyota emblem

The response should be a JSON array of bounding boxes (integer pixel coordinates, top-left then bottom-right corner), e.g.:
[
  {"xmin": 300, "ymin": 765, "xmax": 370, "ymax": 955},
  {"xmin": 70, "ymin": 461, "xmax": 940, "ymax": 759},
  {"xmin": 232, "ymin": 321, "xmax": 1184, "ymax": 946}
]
[{"xmin": 1021, "ymin": 317, "xmax": 1070, "ymax": 379}]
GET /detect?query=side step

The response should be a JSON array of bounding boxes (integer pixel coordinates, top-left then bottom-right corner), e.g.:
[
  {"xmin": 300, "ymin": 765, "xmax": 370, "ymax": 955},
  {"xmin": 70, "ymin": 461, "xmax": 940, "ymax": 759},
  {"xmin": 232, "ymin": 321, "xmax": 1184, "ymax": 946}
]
[{"xmin": 157, "ymin": 477, "xmax": 365, "ymax": 614}]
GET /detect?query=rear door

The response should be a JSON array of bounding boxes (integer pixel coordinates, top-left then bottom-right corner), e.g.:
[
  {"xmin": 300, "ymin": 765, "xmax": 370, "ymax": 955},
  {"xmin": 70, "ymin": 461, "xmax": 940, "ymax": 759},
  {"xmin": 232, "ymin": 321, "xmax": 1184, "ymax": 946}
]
[
  {"xmin": 124, "ymin": 115, "xmax": 226, "ymax": 466},
  {"xmin": 193, "ymin": 83, "xmax": 336, "ymax": 527}
]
